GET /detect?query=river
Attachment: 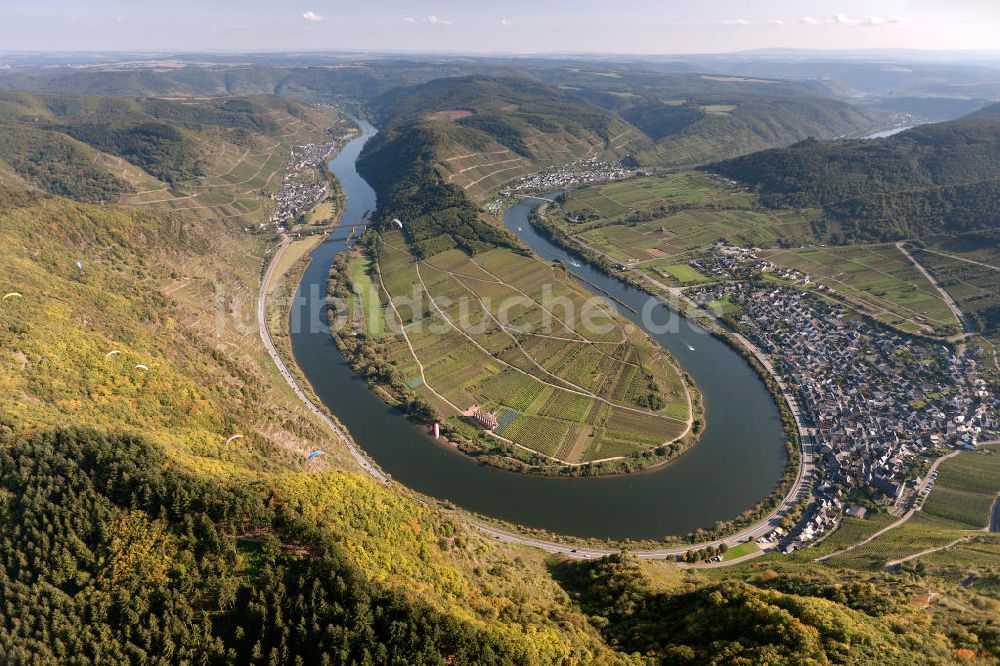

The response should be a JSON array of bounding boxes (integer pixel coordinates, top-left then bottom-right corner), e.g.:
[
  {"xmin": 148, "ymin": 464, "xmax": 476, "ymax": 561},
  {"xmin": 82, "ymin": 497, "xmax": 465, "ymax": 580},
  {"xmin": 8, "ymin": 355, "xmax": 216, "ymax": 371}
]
[{"xmin": 288, "ymin": 119, "xmax": 787, "ymax": 541}]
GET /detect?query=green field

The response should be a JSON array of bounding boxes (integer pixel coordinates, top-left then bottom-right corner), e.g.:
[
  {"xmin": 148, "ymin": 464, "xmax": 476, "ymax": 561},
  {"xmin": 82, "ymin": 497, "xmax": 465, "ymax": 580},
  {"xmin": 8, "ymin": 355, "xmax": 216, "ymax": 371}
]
[
  {"xmin": 348, "ymin": 256, "xmax": 384, "ymax": 338},
  {"xmin": 922, "ymin": 448, "xmax": 1000, "ymax": 529},
  {"xmin": 662, "ymin": 263, "xmax": 707, "ymax": 284},
  {"xmin": 761, "ymin": 244, "xmax": 961, "ymax": 335},
  {"xmin": 366, "ymin": 229, "xmax": 694, "ymax": 465},
  {"xmin": 555, "ymin": 173, "xmax": 818, "ymax": 271},
  {"xmin": 721, "ymin": 541, "xmax": 760, "ymax": 561}
]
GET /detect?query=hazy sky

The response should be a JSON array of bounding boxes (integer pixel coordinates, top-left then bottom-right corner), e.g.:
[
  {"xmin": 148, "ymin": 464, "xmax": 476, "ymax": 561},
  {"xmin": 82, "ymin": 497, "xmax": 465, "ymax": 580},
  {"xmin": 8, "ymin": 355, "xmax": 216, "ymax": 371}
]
[{"xmin": 3, "ymin": 0, "xmax": 1000, "ymax": 54}]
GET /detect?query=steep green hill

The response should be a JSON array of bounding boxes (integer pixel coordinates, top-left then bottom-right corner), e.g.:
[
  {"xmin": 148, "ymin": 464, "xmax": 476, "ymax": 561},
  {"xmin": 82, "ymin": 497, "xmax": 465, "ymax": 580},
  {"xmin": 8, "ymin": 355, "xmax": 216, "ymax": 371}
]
[
  {"xmin": 358, "ymin": 76, "xmax": 647, "ymax": 256},
  {"xmin": 709, "ymin": 112, "xmax": 1000, "ymax": 241},
  {"xmin": 0, "ymin": 92, "xmax": 320, "ymax": 193}
]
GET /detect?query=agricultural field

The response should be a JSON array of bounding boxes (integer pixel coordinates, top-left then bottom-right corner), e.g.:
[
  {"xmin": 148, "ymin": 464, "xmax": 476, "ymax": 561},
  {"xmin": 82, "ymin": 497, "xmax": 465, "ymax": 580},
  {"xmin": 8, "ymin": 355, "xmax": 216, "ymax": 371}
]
[
  {"xmin": 348, "ymin": 256, "xmax": 384, "ymax": 338},
  {"xmin": 553, "ymin": 172, "xmax": 818, "ymax": 268},
  {"xmin": 761, "ymin": 243, "xmax": 961, "ymax": 335},
  {"xmin": 369, "ymin": 229, "xmax": 695, "ymax": 465},
  {"xmin": 922, "ymin": 446, "xmax": 1000, "ymax": 529},
  {"xmin": 910, "ymin": 242, "xmax": 1000, "ymax": 340}
]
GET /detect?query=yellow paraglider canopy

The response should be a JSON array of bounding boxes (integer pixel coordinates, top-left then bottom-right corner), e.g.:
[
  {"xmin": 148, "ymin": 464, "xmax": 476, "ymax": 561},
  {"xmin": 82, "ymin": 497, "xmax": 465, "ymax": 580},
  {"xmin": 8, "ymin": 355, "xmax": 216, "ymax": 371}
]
[{"xmin": 2, "ymin": 292, "xmax": 22, "ymax": 302}]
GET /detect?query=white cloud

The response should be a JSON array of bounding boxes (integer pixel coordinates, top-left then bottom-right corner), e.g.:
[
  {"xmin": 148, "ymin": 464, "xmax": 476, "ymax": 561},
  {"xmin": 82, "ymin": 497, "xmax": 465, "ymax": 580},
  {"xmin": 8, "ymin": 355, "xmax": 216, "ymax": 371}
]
[
  {"xmin": 717, "ymin": 18, "xmax": 754, "ymax": 26},
  {"xmin": 422, "ymin": 15, "xmax": 452, "ymax": 26},
  {"xmin": 830, "ymin": 14, "xmax": 902, "ymax": 26},
  {"xmin": 402, "ymin": 16, "xmax": 416, "ymax": 23},
  {"xmin": 799, "ymin": 16, "xmax": 821, "ymax": 25},
  {"xmin": 302, "ymin": 11, "xmax": 323, "ymax": 22},
  {"xmin": 500, "ymin": 19, "xmax": 512, "ymax": 27},
  {"xmin": 768, "ymin": 19, "xmax": 785, "ymax": 26},
  {"xmin": 863, "ymin": 15, "xmax": 901, "ymax": 25}
]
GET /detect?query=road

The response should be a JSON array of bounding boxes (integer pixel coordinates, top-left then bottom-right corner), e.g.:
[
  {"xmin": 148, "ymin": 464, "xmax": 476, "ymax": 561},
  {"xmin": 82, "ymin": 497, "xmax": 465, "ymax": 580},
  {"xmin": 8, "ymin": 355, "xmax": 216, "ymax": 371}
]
[
  {"xmin": 896, "ymin": 242, "xmax": 968, "ymax": 332},
  {"xmin": 916, "ymin": 247, "xmax": 1000, "ymax": 272},
  {"xmin": 815, "ymin": 450, "xmax": 961, "ymax": 563},
  {"xmin": 885, "ymin": 537, "xmax": 973, "ymax": 570},
  {"xmin": 257, "ymin": 235, "xmax": 389, "ymax": 484}
]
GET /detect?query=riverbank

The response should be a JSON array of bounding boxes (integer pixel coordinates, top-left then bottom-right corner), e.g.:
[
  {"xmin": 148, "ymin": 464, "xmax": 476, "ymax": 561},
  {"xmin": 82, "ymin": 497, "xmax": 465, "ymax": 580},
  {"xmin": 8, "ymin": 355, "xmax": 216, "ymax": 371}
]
[
  {"xmin": 285, "ymin": 118, "xmax": 790, "ymax": 544},
  {"xmin": 524, "ymin": 196, "xmax": 812, "ymax": 540},
  {"xmin": 325, "ymin": 230, "xmax": 707, "ymax": 478}
]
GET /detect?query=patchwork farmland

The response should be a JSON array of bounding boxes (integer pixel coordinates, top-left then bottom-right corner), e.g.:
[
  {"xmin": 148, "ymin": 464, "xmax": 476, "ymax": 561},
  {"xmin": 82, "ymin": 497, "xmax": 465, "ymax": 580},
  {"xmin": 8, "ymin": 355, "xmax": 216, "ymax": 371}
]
[
  {"xmin": 367, "ymin": 229, "xmax": 696, "ymax": 466},
  {"xmin": 549, "ymin": 172, "xmax": 962, "ymax": 338}
]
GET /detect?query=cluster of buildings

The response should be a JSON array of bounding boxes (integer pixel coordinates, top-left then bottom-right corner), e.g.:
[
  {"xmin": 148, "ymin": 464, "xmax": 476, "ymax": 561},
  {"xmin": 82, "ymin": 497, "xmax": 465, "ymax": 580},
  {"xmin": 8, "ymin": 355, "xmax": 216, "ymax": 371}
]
[
  {"xmin": 504, "ymin": 157, "xmax": 631, "ymax": 193},
  {"xmin": 758, "ymin": 485, "xmax": 846, "ymax": 552},
  {"xmin": 268, "ymin": 141, "xmax": 337, "ymax": 228},
  {"xmin": 690, "ymin": 281, "xmax": 998, "ymax": 513}
]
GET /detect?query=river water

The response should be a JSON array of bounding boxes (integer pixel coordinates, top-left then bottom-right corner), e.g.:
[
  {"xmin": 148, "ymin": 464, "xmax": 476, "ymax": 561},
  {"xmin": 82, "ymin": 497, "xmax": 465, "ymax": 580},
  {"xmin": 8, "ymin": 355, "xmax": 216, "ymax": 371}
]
[{"xmin": 288, "ymin": 119, "xmax": 787, "ymax": 540}]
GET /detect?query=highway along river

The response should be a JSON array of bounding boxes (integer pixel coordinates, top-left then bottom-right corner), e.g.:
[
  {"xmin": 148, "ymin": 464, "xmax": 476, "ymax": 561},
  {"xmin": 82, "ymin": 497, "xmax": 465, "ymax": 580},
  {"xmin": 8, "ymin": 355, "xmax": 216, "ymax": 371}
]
[{"xmin": 289, "ymin": 119, "xmax": 787, "ymax": 540}]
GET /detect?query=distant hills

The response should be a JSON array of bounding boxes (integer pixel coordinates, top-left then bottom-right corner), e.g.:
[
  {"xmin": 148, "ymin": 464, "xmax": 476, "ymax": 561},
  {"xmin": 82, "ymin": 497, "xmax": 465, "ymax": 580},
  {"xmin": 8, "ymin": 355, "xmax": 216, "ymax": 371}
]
[
  {"xmin": 709, "ymin": 110, "xmax": 1000, "ymax": 242},
  {"xmin": 0, "ymin": 92, "xmax": 320, "ymax": 201},
  {"xmin": 355, "ymin": 73, "xmax": 875, "ymax": 255},
  {"xmin": 358, "ymin": 76, "xmax": 647, "ymax": 256}
]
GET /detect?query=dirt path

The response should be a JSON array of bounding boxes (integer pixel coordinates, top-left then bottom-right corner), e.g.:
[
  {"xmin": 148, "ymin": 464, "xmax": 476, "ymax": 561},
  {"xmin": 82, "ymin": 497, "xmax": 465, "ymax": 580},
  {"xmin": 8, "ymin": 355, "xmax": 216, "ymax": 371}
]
[
  {"xmin": 376, "ymin": 262, "xmax": 464, "ymax": 417},
  {"xmin": 918, "ymin": 247, "xmax": 1000, "ymax": 272},
  {"xmin": 885, "ymin": 537, "xmax": 973, "ymax": 569}
]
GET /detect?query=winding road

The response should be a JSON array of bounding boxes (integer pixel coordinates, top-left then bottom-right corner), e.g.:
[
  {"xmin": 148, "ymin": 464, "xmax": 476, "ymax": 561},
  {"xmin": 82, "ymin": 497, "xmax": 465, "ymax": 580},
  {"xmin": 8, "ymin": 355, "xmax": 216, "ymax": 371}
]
[{"xmin": 258, "ymin": 236, "xmax": 389, "ymax": 484}]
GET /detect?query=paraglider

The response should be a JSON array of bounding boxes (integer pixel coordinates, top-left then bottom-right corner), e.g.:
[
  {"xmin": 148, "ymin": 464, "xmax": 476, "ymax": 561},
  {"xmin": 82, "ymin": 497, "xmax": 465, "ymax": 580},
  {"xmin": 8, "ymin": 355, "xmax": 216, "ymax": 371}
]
[
  {"xmin": 392, "ymin": 218, "xmax": 403, "ymax": 230},
  {"xmin": 76, "ymin": 260, "xmax": 84, "ymax": 272},
  {"xmin": 134, "ymin": 364, "xmax": 149, "ymax": 371},
  {"xmin": 2, "ymin": 292, "xmax": 22, "ymax": 302},
  {"xmin": 224, "ymin": 434, "xmax": 244, "ymax": 445},
  {"xmin": 305, "ymin": 450, "xmax": 326, "ymax": 461},
  {"xmin": 105, "ymin": 350, "xmax": 122, "ymax": 358}
]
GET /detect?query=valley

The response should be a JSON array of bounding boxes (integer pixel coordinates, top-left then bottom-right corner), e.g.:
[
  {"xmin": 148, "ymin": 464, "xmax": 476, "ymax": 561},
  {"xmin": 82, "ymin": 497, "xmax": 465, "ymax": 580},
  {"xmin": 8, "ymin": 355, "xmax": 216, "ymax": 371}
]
[{"xmin": 0, "ymin": 47, "xmax": 999, "ymax": 664}]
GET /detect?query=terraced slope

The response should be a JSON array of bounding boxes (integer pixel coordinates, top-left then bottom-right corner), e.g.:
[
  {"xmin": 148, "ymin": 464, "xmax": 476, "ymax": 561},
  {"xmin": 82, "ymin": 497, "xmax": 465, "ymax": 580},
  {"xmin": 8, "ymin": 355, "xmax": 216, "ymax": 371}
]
[
  {"xmin": 0, "ymin": 92, "xmax": 333, "ymax": 219},
  {"xmin": 363, "ymin": 76, "xmax": 649, "ymax": 203}
]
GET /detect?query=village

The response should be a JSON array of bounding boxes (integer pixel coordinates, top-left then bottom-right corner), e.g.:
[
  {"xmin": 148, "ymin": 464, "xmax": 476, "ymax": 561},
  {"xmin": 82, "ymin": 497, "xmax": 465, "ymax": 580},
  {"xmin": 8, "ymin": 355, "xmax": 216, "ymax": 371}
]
[
  {"xmin": 267, "ymin": 140, "xmax": 338, "ymax": 229},
  {"xmin": 483, "ymin": 157, "xmax": 634, "ymax": 214},
  {"xmin": 685, "ymin": 248, "xmax": 998, "ymax": 550}
]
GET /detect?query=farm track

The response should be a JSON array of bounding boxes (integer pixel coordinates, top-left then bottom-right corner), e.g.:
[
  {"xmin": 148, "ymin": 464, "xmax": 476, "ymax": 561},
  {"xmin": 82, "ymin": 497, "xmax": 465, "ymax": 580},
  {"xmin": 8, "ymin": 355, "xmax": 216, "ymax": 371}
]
[{"xmin": 917, "ymin": 247, "xmax": 1000, "ymax": 272}]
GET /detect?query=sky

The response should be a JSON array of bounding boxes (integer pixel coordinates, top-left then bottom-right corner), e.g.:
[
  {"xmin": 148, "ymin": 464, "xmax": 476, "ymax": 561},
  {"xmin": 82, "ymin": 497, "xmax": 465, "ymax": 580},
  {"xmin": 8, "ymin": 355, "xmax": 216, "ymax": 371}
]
[{"xmin": 3, "ymin": 0, "xmax": 1000, "ymax": 54}]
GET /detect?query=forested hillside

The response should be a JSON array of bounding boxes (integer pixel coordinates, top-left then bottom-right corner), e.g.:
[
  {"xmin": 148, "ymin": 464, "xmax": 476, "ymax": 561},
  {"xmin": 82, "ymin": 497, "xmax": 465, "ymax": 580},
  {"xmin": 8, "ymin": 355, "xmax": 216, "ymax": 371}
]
[
  {"xmin": 0, "ymin": 428, "xmax": 563, "ymax": 664},
  {"xmin": 358, "ymin": 76, "xmax": 646, "ymax": 256},
  {"xmin": 0, "ymin": 186, "xmax": 630, "ymax": 664},
  {"xmin": 709, "ymin": 112, "xmax": 1000, "ymax": 241},
  {"xmin": 0, "ymin": 92, "xmax": 320, "ymax": 197},
  {"xmin": 631, "ymin": 95, "xmax": 872, "ymax": 167}
]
